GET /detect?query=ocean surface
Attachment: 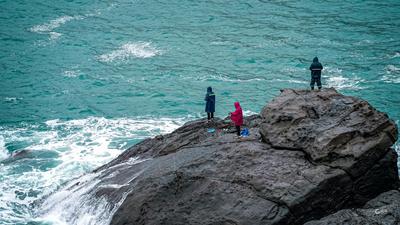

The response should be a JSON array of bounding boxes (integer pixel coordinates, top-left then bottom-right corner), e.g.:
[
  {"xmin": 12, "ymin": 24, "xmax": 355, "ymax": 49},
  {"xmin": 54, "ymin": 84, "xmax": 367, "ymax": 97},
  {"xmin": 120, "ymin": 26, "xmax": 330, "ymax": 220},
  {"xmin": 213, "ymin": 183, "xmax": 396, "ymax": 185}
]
[{"xmin": 0, "ymin": 0, "xmax": 399, "ymax": 224}]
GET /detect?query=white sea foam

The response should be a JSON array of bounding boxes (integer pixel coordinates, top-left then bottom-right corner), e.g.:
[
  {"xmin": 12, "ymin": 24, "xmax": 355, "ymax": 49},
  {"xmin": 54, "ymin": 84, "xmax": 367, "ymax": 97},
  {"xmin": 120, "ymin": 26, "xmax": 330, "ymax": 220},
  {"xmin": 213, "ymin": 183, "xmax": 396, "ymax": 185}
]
[
  {"xmin": 395, "ymin": 121, "xmax": 400, "ymax": 171},
  {"xmin": 382, "ymin": 75, "xmax": 400, "ymax": 84},
  {"xmin": 30, "ymin": 15, "xmax": 82, "ymax": 33},
  {"xmin": 4, "ymin": 97, "xmax": 21, "ymax": 102},
  {"xmin": 391, "ymin": 52, "xmax": 400, "ymax": 58},
  {"xmin": 36, "ymin": 158, "xmax": 146, "ymax": 225},
  {"xmin": 324, "ymin": 67, "xmax": 343, "ymax": 74},
  {"xmin": 189, "ymin": 73, "xmax": 265, "ymax": 82},
  {"xmin": 98, "ymin": 42, "xmax": 162, "ymax": 62},
  {"xmin": 0, "ymin": 116, "xmax": 189, "ymax": 224},
  {"xmin": 29, "ymin": 15, "xmax": 83, "ymax": 41},
  {"xmin": 273, "ymin": 78, "xmax": 308, "ymax": 84},
  {"xmin": 381, "ymin": 65, "xmax": 400, "ymax": 83},
  {"xmin": 385, "ymin": 65, "xmax": 400, "ymax": 73},
  {"xmin": 322, "ymin": 66, "xmax": 365, "ymax": 90},
  {"xmin": 243, "ymin": 110, "xmax": 258, "ymax": 116},
  {"xmin": 49, "ymin": 32, "xmax": 62, "ymax": 40},
  {"xmin": 281, "ymin": 67, "xmax": 307, "ymax": 74},
  {"xmin": 325, "ymin": 75, "xmax": 365, "ymax": 90},
  {"xmin": 63, "ymin": 70, "xmax": 80, "ymax": 78},
  {"xmin": 0, "ymin": 136, "xmax": 7, "ymax": 160}
]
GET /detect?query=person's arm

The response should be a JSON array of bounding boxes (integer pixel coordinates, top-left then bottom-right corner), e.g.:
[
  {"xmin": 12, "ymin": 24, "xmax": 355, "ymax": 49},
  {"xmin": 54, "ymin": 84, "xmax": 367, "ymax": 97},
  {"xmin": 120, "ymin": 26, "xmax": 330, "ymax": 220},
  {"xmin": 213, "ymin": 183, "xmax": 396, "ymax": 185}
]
[
  {"xmin": 230, "ymin": 112, "xmax": 236, "ymax": 122},
  {"xmin": 231, "ymin": 109, "xmax": 239, "ymax": 118},
  {"xmin": 204, "ymin": 94, "xmax": 208, "ymax": 101},
  {"xmin": 311, "ymin": 66, "xmax": 322, "ymax": 71}
]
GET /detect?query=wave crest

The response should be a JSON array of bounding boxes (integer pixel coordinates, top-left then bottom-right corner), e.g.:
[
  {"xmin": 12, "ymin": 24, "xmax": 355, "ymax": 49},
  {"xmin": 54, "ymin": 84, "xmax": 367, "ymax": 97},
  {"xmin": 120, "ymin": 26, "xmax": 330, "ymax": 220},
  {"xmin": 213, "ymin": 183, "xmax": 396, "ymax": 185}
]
[{"xmin": 0, "ymin": 116, "xmax": 189, "ymax": 224}]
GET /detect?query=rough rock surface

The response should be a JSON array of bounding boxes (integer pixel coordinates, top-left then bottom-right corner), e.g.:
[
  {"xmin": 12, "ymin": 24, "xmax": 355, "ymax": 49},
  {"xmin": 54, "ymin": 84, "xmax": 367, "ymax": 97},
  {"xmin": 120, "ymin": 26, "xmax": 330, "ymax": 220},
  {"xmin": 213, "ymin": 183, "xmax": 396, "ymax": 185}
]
[
  {"xmin": 91, "ymin": 88, "xmax": 398, "ymax": 225},
  {"xmin": 304, "ymin": 189, "xmax": 400, "ymax": 225}
]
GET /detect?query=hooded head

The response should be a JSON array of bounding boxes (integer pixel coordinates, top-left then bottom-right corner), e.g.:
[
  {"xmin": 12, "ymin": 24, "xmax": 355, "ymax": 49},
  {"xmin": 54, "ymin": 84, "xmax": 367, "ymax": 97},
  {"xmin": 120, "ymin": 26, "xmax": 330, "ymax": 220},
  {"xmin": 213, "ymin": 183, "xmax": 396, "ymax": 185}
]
[
  {"xmin": 207, "ymin": 87, "xmax": 212, "ymax": 93},
  {"xmin": 313, "ymin": 57, "xmax": 319, "ymax": 63},
  {"xmin": 234, "ymin": 102, "xmax": 241, "ymax": 109}
]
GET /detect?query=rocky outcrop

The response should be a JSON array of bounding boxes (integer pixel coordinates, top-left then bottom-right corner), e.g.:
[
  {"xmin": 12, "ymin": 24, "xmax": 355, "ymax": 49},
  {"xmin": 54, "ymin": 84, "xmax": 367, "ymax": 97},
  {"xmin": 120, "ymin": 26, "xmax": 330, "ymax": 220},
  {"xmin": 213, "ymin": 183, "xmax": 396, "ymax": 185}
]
[
  {"xmin": 91, "ymin": 88, "xmax": 398, "ymax": 225},
  {"xmin": 259, "ymin": 89, "xmax": 399, "ymax": 205},
  {"xmin": 304, "ymin": 189, "xmax": 400, "ymax": 225}
]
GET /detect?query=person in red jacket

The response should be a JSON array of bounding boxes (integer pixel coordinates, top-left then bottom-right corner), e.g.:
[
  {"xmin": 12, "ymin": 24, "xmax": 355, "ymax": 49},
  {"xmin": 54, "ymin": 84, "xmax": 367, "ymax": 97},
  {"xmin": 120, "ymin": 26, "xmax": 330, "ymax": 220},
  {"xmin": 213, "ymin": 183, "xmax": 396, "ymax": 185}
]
[{"xmin": 230, "ymin": 102, "xmax": 243, "ymax": 136}]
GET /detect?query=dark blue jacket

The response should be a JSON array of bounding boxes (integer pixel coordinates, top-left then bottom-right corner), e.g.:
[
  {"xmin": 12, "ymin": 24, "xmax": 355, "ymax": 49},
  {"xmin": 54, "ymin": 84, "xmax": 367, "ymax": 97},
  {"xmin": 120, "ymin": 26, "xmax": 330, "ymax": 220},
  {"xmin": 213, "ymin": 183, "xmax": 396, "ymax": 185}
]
[
  {"xmin": 309, "ymin": 57, "xmax": 323, "ymax": 77},
  {"xmin": 205, "ymin": 87, "xmax": 215, "ymax": 113}
]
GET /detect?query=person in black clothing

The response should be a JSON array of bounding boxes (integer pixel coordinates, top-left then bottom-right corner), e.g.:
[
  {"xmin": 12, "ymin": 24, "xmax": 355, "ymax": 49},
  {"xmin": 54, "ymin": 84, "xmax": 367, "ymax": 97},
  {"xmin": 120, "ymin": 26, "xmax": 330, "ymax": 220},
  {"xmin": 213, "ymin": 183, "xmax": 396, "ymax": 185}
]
[
  {"xmin": 309, "ymin": 57, "xmax": 323, "ymax": 90},
  {"xmin": 204, "ymin": 87, "xmax": 215, "ymax": 120}
]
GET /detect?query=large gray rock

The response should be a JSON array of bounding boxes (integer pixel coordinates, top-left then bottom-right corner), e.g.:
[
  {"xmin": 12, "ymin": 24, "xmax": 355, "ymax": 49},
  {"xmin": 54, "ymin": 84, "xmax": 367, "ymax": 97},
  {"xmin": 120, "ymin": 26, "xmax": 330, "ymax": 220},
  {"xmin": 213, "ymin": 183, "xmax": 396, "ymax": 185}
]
[
  {"xmin": 304, "ymin": 190, "xmax": 400, "ymax": 225},
  {"xmin": 260, "ymin": 88, "xmax": 397, "ymax": 178},
  {"xmin": 86, "ymin": 89, "xmax": 398, "ymax": 225}
]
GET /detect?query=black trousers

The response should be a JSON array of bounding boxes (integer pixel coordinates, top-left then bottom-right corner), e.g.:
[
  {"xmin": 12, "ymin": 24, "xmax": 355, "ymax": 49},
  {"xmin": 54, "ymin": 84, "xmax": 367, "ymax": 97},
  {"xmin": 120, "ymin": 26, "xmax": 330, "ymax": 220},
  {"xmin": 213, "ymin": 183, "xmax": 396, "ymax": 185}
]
[
  {"xmin": 207, "ymin": 112, "xmax": 214, "ymax": 120},
  {"xmin": 236, "ymin": 125, "xmax": 240, "ymax": 136},
  {"xmin": 310, "ymin": 75, "xmax": 322, "ymax": 89}
]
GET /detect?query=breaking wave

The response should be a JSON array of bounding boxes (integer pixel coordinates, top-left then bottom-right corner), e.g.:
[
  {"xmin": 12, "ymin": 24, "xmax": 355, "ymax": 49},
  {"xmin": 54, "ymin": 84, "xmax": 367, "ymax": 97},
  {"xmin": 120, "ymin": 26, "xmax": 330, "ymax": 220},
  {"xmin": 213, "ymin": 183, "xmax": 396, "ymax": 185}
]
[
  {"xmin": 35, "ymin": 158, "xmax": 147, "ymax": 225},
  {"xmin": 0, "ymin": 116, "xmax": 189, "ymax": 224}
]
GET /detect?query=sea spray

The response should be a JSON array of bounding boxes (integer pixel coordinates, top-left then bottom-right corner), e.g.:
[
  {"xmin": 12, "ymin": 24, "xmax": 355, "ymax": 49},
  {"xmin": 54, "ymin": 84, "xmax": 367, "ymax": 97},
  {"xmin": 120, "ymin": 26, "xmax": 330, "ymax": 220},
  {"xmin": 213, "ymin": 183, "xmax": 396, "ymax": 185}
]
[
  {"xmin": 0, "ymin": 116, "xmax": 187, "ymax": 224},
  {"xmin": 1, "ymin": 0, "xmax": 400, "ymax": 224},
  {"xmin": 0, "ymin": 136, "xmax": 8, "ymax": 160},
  {"xmin": 36, "ymin": 157, "xmax": 148, "ymax": 225}
]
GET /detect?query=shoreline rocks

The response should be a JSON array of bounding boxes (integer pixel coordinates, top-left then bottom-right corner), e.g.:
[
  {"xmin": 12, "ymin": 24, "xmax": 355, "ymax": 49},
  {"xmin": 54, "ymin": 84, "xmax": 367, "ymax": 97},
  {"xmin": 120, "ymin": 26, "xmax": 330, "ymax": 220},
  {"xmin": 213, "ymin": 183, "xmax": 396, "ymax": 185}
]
[
  {"xmin": 91, "ymin": 88, "xmax": 399, "ymax": 225},
  {"xmin": 304, "ymin": 189, "xmax": 400, "ymax": 225}
]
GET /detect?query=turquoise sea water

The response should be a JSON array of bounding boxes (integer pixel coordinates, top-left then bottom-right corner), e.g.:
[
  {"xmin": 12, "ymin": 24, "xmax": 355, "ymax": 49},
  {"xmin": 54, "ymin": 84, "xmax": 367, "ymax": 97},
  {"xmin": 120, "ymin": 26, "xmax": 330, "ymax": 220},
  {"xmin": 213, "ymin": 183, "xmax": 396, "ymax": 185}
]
[{"xmin": 1, "ymin": 0, "xmax": 399, "ymax": 224}]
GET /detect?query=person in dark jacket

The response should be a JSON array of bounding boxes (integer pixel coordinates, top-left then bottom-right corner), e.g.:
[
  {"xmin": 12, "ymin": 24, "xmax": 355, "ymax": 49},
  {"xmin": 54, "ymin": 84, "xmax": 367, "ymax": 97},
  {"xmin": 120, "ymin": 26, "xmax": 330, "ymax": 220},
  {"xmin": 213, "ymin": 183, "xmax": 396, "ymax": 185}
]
[
  {"xmin": 309, "ymin": 57, "xmax": 323, "ymax": 90},
  {"xmin": 204, "ymin": 87, "xmax": 215, "ymax": 120},
  {"xmin": 230, "ymin": 102, "xmax": 243, "ymax": 136}
]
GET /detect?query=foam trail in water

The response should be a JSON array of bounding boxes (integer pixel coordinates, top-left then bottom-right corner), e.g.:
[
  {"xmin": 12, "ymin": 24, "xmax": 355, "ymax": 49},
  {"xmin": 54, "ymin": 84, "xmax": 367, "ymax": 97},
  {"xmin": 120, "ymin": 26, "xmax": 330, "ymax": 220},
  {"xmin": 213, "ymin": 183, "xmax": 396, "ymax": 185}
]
[
  {"xmin": 0, "ymin": 116, "xmax": 189, "ymax": 224},
  {"xmin": 186, "ymin": 73, "xmax": 265, "ymax": 82},
  {"xmin": 29, "ymin": 15, "xmax": 84, "ymax": 41},
  {"xmin": 98, "ymin": 42, "xmax": 162, "ymax": 62},
  {"xmin": 29, "ymin": 16, "xmax": 81, "ymax": 33},
  {"xmin": 273, "ymin": 78, "xmax": 308, "ymax": 84}
]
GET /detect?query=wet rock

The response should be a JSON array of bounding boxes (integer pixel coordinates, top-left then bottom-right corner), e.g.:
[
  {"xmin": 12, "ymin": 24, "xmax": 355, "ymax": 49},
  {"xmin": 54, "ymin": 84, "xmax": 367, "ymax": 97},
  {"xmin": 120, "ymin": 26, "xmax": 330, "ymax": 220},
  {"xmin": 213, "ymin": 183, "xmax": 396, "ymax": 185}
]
[
  {"xmin": 89, "ymin": 88, "xmax": 399, "ymax": 225},
  {"xmin": 304, "ymin": 190, "xmax": 400, "ymax": 225}
]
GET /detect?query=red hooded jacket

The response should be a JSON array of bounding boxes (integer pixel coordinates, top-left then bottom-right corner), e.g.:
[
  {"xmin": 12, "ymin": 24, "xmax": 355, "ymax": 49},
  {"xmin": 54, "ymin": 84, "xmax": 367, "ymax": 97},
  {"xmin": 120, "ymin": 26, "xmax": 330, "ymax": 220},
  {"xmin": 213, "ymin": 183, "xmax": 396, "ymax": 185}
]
[{"xmin": 230, "ymin": 102, "xmax": 243, "ymax": 126}]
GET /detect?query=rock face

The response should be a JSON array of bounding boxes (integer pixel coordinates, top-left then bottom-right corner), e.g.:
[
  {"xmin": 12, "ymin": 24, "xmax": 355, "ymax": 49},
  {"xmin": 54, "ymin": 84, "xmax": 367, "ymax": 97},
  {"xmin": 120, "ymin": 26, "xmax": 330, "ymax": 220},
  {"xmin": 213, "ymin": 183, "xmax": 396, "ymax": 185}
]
[
  {"xmin": 93, "ymin": 88, "xmax": 398, "ymax": 225},
  {"xmin": 304, "ymin": 189, "xmax": 400, "ymax": 225}
]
